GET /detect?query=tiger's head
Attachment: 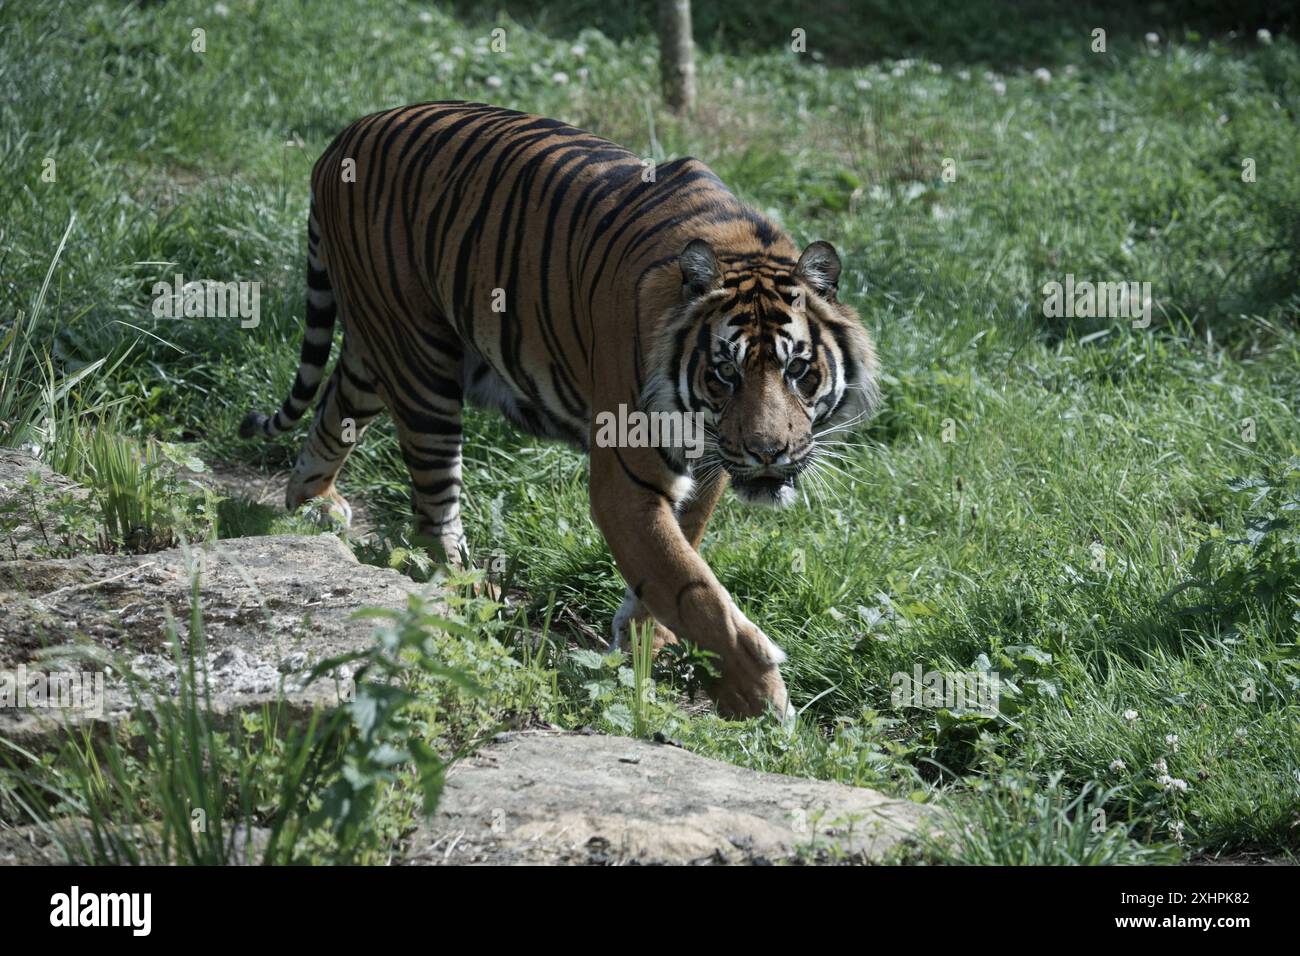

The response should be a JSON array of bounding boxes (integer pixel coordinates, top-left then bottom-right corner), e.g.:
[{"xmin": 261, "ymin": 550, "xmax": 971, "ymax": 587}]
[{"xmin": 646, "ymin": 237, "xmax": 880, "ymax": 506}]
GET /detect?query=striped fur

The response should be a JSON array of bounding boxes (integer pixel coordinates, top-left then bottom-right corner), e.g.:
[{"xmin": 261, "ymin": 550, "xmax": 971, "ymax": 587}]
[{"xmin": 241, "ymin": 102, "xmax": 879, "ymax": 718}]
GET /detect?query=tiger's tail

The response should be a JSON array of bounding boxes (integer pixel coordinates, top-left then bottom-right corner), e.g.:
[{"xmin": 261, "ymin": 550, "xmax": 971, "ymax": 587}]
[{"xmin": 239, "ymin": 199, "xmax": 336, "ymax": 439}]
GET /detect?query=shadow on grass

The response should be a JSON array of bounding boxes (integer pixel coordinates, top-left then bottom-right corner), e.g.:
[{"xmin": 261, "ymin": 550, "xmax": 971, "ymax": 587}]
[
  {"xmin": 448, "ymin": 0, "xmax": 1294, "ymax": 68},
  {"xmin": 216, "ymin": 497, "xmax": 284, "ymax": 539}
]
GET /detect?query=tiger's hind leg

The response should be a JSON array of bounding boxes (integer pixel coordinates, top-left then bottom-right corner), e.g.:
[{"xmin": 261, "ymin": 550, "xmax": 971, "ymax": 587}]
[
  {"xmin": 387, "ymin": 347, "xmax": 469, "ymax": 569},
  {"xmin": 285, "ymin": 343, "xmax": 385, "ymax": 527},
  {"xmin": 612, "ymin": 471, "xmax": 729, "ymax": 651}
]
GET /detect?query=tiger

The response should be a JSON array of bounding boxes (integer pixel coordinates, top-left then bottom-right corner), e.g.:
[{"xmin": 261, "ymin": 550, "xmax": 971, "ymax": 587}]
[{"xmin": 240, "ymin": 102, "xmax": 879, "ymax": 719}]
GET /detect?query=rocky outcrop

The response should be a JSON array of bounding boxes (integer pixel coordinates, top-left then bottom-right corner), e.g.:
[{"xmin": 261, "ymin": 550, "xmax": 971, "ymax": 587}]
[
  {"xmin": 0, "ymin": 532, "xmax": 423, "ymax": 749},
  {"xmin": 406, "ymin": 730, "xmax": 925, "ymax": 865},
  {"xmin": 0, "ymin": 446, "xmax": 91, "ymax": 560}
]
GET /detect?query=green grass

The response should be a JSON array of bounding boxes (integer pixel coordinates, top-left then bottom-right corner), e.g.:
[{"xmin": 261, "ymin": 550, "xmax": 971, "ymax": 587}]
[{"xmin": 2, "ymin": 0, "xmax": 1298, "ymax": 863}]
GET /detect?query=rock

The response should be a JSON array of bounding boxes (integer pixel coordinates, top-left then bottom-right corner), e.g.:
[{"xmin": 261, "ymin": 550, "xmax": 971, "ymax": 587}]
[
  {"xmin": 0, "ymin": 819, "xmax": 271, "ymax": 866},
  {"xmin": 0, "ymin": 447, "xmax": 91, "ymax": 560},
  {"xmin": 0, "ymin": 821, "xmax": 70, "ymax": 865},
  {"xmin": 405, "ymin": 730, "xmax": 925, "ymax": 865},
  {"xmin": 0, "ymin": 533, "xmax": 424, "ymax": 750}
]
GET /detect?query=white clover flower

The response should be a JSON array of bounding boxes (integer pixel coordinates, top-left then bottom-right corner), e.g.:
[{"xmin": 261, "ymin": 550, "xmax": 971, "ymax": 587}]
[
  {"xmin": 570, "ymin": 43, "xmax": 587, "ymax": 58},
  {"xmin": 1164, "ymin": 777, "xmax": 1189, "ymax": 793},
  {"xmin": 855, "ymin": 77, "xmax": 872, "ymax": 90},
  {"xmin": 991, "ymin": 81, "xmax": 1006, "ymax": 96},
  {"xmin": 417, "ymin": 10, "xmax": 433, "ymax": 24},
  {"xmin": 891, "ymin": 66, "xmax": 905, "ymax": 77},
  {"xmin": 450, "ymin": 45, "xmax": 466, "ymax": 58},
  {"xmin": 1234, "ymin": 727, "xmax": 1248, "ymax": 741},
  {"xmin": 1109, "ymin": 759, "xmax": 1126, "ymax": 772},
  {"xmin": 1123, "ymin": 709, "xmax": 1139, "ymax": 723},
  {"xmin": 1257, "ymin": 29, "xmax": 1272, "ymax": 44},
  {"xmin": 1170, "ymin": 820, "xmax": 1185, "ymax": 843},
  {"xmin": 1165, "ymin": 733, "xmax": 1180, "ymax": 752},
  {"xmin": 1033, "ymin": 68, "xmax": 1051, "ymax": 83},
  {"xmin": 1156, "ymin": 773, "xmax": 1172, "ymax": 787},
  {"xmin": 484, "ymin": 75, "xmax": 503, "ymax": 89},
  {"xmin": 213, "ymin": 2, "xmax": 230, "ymax": 16},
  {"xmin": 1152, "ymin": 758, "xmax": 1168, "ymax": 775},
  {"xmin": 551, "ymin": 71, "xmax": 569, "ymax": 85},
  {"xmin": 929, "ymin": 63, "xmax": 942, "ymax": 74},
  {"xmin": 1064, "ymin": 64, "xmax": 1078, "ymax": 77},
  {"xmin": 576, "ymin": 67, "xmax": 589, "ymax": 82},
  {"xmin": 1145, "ymin": 32, "xmax": 1159, "ymax": 45}
]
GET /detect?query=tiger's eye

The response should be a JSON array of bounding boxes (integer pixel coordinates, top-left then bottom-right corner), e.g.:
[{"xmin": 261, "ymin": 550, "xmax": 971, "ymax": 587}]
[
  {"xmin": 716, "ymin": 360, "xmax": 739, "ymax": 383},
  {"xmin": 787, "ymin": 357, "xmax": 810, "ymax": 379}
]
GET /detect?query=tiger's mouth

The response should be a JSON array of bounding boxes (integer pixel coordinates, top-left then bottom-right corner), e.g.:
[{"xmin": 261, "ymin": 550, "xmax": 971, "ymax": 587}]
[
  {"xmin": 730, "ymin": 473, "xmax": 797, "ymax": 506},
  {"xmin": 726, "ymin": 463, "xmax": 803, "ymax": 507}
]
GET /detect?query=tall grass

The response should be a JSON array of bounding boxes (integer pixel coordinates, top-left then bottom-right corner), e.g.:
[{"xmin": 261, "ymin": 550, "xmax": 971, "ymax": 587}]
[
  {"xmin": 78, "ymin": 429, "xmax": 218, "ymax": 553},
  {"xmin": 0, "ymin": 215, "xmax": 111, "ymax": 462}
]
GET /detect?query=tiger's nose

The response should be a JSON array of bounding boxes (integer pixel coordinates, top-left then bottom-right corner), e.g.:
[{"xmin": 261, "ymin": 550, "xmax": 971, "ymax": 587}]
[{"xmin": 743, "ymin": 439, "xmax": 790, "ymax": 466}]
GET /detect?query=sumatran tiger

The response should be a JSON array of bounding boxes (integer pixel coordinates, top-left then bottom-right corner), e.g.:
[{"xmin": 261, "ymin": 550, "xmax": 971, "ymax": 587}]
[{"xmin": 240, "ymin": 102, "xmax": 880, "ymax": 719}]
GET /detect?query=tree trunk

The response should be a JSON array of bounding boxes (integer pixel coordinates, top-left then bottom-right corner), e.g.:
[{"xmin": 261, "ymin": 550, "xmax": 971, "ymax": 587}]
[{"xmin": 658, "ymin": 0, "xmax": 695, "ymax": 113}]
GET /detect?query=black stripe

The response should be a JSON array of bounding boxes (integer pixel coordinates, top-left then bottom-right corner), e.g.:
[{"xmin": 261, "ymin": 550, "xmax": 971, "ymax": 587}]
[{"xmin": 613, "ymin": 448, "xmax": 672, "ymax": 501}]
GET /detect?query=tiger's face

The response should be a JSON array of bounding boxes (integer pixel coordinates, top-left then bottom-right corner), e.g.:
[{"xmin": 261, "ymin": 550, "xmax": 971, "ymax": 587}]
[{"xmin": 650, "ymin": 238, "xmax": 880, "ymax": 506}]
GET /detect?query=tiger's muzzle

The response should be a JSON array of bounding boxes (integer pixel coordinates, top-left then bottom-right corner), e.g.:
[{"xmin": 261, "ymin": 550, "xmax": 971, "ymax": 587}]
[{"xmin": 722, "ymin": 445, "xmax": 811, "ymax": 507}]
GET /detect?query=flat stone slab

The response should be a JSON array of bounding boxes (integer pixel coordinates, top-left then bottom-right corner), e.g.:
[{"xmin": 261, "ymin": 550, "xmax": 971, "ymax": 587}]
[
  {"xmin": 0, "ymin": 533, "xmax": 421, "ymax": 749},
  {"xmin": 405, "ymin": 730, "xmax": 925, "ymax": 865}
]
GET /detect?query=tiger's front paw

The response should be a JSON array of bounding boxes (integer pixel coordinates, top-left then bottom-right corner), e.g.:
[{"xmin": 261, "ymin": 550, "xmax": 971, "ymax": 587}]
[
  {"xmin": 710, "ymin": 615, "xmax": 791, "ymax": 720},
  {"xmin": 711, "ymin": 657, "xmax": 789, "ymax": 720}
]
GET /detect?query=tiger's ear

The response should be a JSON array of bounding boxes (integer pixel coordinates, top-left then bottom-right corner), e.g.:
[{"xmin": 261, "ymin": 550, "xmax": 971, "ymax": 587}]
[
  {"xmin": 679, "ymin": 239, "xmax": 722, "ymax": 299},
  {"xmin": 795, "ymin": 240, "xmax": 841, "ymax": 301}
]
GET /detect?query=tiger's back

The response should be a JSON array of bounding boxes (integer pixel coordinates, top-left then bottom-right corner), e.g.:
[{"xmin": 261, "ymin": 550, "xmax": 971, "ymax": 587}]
[{"xmin": 310, "ymin": 102, "xmax": 793, "ymax": 446}]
